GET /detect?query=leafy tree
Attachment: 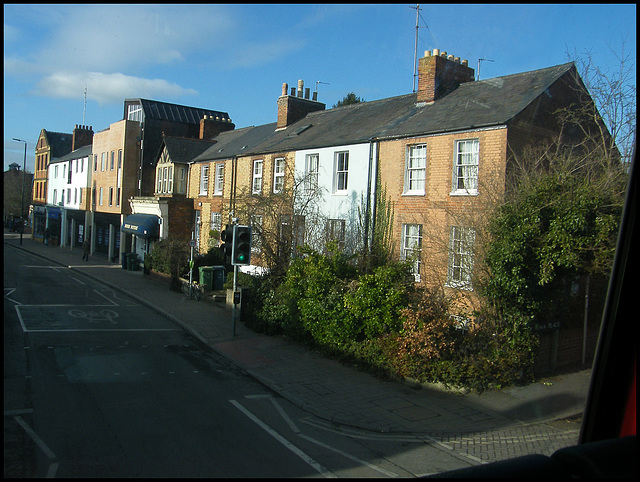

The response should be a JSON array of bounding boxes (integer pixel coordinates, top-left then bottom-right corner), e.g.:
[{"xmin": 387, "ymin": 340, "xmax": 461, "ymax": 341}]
[
  {"xmin": 333, "ymin": 92, "xmax": 365, "ymax": 108},
  {"xmin": 481, "ymin": 147, "xmax": 627, "ymax": 323}
]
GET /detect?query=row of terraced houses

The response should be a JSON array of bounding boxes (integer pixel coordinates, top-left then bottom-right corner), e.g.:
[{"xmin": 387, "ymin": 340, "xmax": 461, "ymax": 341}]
[{"xmin": 30, "ymin": 50, "xmax": 605, "ymax": 373}]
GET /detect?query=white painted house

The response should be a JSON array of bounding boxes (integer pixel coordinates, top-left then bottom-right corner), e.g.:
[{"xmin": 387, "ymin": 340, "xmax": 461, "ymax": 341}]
[{"xmin": 46, "ymin": 144, "xmax": 92, "ymax": 248}]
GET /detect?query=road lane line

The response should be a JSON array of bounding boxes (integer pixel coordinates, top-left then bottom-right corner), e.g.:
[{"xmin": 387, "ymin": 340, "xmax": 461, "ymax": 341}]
[
  {"xmin": 269, "ymin": 397, "xmax": 301, "ymax": 433},
  {"xmin": 297, "ymin": 433, "xmax": 399, "ymax": 477},
  {"xmin": 229, "ymin": 399, "xmax": 336, "ymax": 478},
  {"xmin": 14, "ymin": 416, "xmax": 56, "ymax": 460}
]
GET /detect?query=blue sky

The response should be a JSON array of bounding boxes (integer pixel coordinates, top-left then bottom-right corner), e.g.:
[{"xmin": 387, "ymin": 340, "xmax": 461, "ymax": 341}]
[{"xmin": 4, "ymin": 4, "xmax": 636, "ymax": 172}]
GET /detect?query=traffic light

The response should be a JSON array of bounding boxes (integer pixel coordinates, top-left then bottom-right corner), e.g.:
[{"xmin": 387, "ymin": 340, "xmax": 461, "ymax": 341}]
[
  {"xmin": 232, "ymin": 225, "xmax": 252, "ymax": 265},
  {"xmin": 219, "ymin": 224, "xmax": 233, "ymax": 262}
]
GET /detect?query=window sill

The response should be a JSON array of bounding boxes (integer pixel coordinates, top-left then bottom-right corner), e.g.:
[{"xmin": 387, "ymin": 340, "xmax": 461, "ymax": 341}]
[
  {"xmin": 449, "ymin": 190, "xmax": 478, "ymax": 197},
  {"xmin": 445, "ymin": 281, "xmax": 474, "ymax": 291},
  {"xmin": 402, "ymin": 191, "xmax": 426, "ymax": 196}
]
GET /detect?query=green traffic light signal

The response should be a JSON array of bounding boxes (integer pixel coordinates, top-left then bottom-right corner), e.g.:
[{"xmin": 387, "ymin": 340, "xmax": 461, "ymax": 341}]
[{"xmin": 232, "ymin": 225, "xmax": 252, "ymax": 265}]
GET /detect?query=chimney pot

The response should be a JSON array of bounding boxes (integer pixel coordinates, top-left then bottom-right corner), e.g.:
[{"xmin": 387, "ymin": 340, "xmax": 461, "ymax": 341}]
[
  {"xmin": 462, "ymin": 59, "xmax": 468, "ymax": 67},
  {"xmin": 304, "ymin": 87, "xmax": 310, "ymax": 100},
  {"xmin": 417, "ymin": 48, "xmax": 475, "ymax": 104},
  {"xmin": 290, "ymin": 87, "xmax": 295, "ymax": 96},
  {"xmin": 282, "ymin": 83, "xmax": 288, "ymax": 96},
  {"xmin": 297, "ymin": 79, "xmax": 304, "ymax": 98},
  {"xmin": 312, "ymin": 91, "xmax": 318, "ymax": 101},
  {"xmin": 425, "ymin": 50, "xmax": 431, "ymax": 57}
]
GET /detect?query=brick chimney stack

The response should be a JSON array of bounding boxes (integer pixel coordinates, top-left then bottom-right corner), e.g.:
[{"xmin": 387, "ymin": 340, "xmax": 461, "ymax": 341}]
[
  {"xmin": 72, "ymin": 124, "xmax": 93, "ymax": 151},
  {"xmin": 199, "ymin": 115, "xmax": 235, "ymax": 140},
  {"xmin": 277, "ymin": 80, "xmax": 326, "ymax": 129},
  {"xmin": 417, "ymin": 49, "xmax": 475, "ymax": 104}
]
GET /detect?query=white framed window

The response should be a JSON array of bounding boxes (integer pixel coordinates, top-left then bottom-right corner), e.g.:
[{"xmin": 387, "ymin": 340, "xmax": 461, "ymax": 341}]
[
  {"xmin": 109, "ymin": 187, "xmax": 113, "ymax": 206},
  {"xmin": 54, "ymin": 165, "xmax": 58, "ymax": 178},
  {"xmin": 214, "ymin": 163, "xmax": 224, "ymax": 195},
  {"xmin": 447, "ymin": 226, "xmax": 476, "ymax": 289},
  {"xmin": 273, "ymin": 158, "xmax": 285, "ymax": 193},
  {"xmin": 99, "ymin": 187, "xmax": 103, "ymax": 206},
  {"xmin": 168, "ymin": 165, "xmax": 173, "ymax": 193},
  {"xmin": 199, "ymin": 164, "xmax": 209, "ymax": 195},
  {"xmin": 326, "ymin": 219, "xmax": 346, "ymax": 251},
  {"xmin": 116, "ymin": 188, "xmax": 119, "ymax": 207},
  {"xmin": 252, "ymin": 160, "xmax": 263, "ymax": 194},
  {"xmin": 101, "ymin": 153, "xmax": 105, "ymax": 171},
  {"xmin": 178, "ymin": 167, "xmax": 187, "ymax": 194},
  {"xmin": 110, "ymin": 151, "xmax": 115, "ymax": 170},
  {"xmin": 127, "ymin": 104, "xmax": 143, "ymax": 122},
  {"xmin": 162, "ymin": 166, "xmax": 168, "ymax": 193},
  {"xmin": 250, "ymin": 215, "xmax": 262, "ymax": 252},
  {"xmin": 305, "ymin": 154, "xmax": 319, "ymax": 191},
  {"xmin": 74, "ymin": 188, "xmax": 78, "ymax": 204},
  {"xmin": 452, "ymin": 139, "xmax": 479, "ymax": 195},
  {"xmin": 402, "ymin": 224, "xmax": 422, "ymax": 282},
  {"xmin": 210, "ymin": 212, "xmax": 222, "ymax": 233},
  {"xmin": 53, "ymin": 189, "xmax": 57, "ymax": 205},
  {"xmin": 157, "ymin": 168, "xmax": 163, "ymax": 193},
  {"xmin": 405, "ymin": 144, "xmax": 427, "ymax": 194},
  {"xmin": 334, "ymin": 151, "xmax": 349, "ymax": 193}
]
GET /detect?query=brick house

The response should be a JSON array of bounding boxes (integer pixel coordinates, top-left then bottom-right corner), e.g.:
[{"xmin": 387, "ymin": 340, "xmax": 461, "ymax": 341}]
[
  {"xmin": 32, "ymin": 129, "xmax": 73, "ymax": 241},
  {"xmin": 188, "ymin": 123, "xmax": 277, "ymax": 258},
  {"xmin": 35, "ymin": 125, "xmax": 93, "ymax": 244},
  {"xmin": 88, "ymin": 98, "xmax": 233, "ymax": 265},
  {"xmin": 127, "ymin": 134, "xmax": 218, "ymax": 258},
  {"xmin": 183, "ymin": 50, "xmax": 603, "ymax": 373}
]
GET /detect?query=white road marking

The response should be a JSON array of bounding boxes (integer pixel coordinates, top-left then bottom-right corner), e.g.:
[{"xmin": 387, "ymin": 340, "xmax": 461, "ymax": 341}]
[
  {"xmin": 269, "ymin": 397, "xmax": 301, "ymax": 433},
  {"xmin": 297, "ymin": 433, "xmax": 399, "ymax": 477},
  {"xmin": 14, "ymin": 416, "xmax": 56, "ymax": 460},
  {"xmin": 229, "ymin": 399, "xmax": 336, "ymax": 478}
]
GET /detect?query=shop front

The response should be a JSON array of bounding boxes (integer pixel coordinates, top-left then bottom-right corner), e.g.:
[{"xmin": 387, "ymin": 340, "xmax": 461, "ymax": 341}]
[
  {"xmin": 121, "ymin": 214, "xmax": 160, "ymax": 268},
  {"xmin": 46, "ymin": 206, "xmax": 61, "ymax": 246}
]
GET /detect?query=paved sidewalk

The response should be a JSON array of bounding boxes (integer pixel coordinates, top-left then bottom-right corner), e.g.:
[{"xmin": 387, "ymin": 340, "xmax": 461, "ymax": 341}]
[{"xmin": 5, "ymin": 231, "xmax": 591, "ymax": 438}]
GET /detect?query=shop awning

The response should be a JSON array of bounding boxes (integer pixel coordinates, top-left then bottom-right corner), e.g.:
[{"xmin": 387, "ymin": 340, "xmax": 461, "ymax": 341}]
[{"xmin": 121, "ymin": 214, "xmax": 160, "ymax": 237}]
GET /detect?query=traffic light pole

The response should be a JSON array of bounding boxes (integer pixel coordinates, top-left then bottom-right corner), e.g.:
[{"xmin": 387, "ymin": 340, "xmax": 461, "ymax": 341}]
[{"xmin": 232, "ymin": 263, "xmax": 238, "ymax": 336}]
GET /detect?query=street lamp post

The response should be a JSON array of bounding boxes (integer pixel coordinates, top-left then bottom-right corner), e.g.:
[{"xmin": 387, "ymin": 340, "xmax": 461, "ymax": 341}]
[{"xmin": 12, "ymin": 138, "xmax": 27, "ymax": 245}]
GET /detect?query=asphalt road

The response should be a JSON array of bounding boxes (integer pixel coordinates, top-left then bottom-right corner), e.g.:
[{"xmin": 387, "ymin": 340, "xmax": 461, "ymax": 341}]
[{"xmin": 4, "ymin": 244, "xmax": 471, "ymax": 477}]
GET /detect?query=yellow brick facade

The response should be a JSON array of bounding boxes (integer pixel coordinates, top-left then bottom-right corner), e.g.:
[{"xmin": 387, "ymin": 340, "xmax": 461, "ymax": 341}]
[
  {"xmin": 378, "ymin": 127, "xmax": 509, "ymax": 305},
  {"xmin": 91, "ymin": 120, "xmax": 140, "ymax": 215}
]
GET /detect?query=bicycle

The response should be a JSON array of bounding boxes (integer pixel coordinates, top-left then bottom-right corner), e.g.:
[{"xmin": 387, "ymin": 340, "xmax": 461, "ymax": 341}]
[{"xmin": 182, "ymin": 279, "xmax": 202, "ymax": 301}]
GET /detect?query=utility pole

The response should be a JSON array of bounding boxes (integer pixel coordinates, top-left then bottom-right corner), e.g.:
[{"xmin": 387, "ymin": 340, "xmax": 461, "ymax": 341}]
[
  {"xmin": 412, "ymin": 4, "xmax": 421, "ymax": 93},
  {"xmin": 82, "ymin": 85, "xmax": 87, "ymax": 125},
  {"xmin": 12, "ymin": 138, "xmax": 27, "ymax": 246}
]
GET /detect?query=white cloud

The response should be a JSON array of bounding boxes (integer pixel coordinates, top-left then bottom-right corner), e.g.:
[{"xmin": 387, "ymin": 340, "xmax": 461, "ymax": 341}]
[
  {"xmin": 32, "ymin": 4, "xmax": 234, "ymax": 73},
  {"xmin": 34, "ymin": 71, "xmax": 198, "ymax": 105}
]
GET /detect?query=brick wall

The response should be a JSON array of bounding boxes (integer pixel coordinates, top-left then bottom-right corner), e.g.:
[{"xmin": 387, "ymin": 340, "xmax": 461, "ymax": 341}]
[
  {"xmin": 378, "ymin": 127, "xmax": 508, "ymax": 293},
  {"xmin": 91, "ymin": 120, "xmax": 139, "ymax": 216}
]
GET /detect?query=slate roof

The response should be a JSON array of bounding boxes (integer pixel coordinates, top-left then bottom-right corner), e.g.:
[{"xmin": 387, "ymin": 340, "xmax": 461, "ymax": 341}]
[
  {"xmin": 183, "ymin": 62, "xmax": 578, "ymax": 164},
  {"xmin": 161, "ymin": 136, "xmax": 217, "ymax": 164},
  {"xmin": 44, "ymin": 131, "xmax": 73, "ymax": 159},
  {"xmin": 51, "ymin": 144, "xmax": 92, "ymax": 163},
  {"xmin": 128, "ymin": 98, "xmax": 231, "ymax": 125},
  {"xmin": 242, "ymin": 62, "xmax": 577, "ymax": 156},
  {"xmin": 190, "ymin": 123, "xmax": 278, "ymax": 163}
]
